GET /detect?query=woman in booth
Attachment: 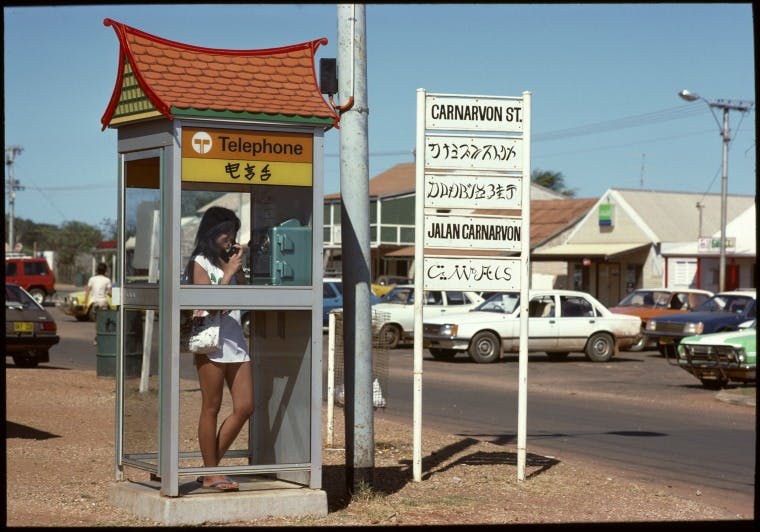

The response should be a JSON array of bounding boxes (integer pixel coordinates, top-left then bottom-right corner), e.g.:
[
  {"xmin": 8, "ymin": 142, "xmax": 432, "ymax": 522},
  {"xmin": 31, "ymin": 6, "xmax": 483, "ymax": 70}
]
[{"xmin": 183, "ymin": 206, "xmax": 253, "ymax": 492}]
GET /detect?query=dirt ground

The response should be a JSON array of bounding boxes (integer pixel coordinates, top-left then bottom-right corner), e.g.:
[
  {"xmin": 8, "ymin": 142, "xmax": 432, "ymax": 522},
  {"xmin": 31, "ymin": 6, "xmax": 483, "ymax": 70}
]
[{"xmin": 4, "ymin": 366, "xmax": 751, "ymax": 526}]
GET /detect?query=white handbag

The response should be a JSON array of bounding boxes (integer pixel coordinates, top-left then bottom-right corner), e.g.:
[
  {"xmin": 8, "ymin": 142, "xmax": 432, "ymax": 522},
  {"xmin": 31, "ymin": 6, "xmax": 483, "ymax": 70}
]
[{"xmin": 188, "ymin": 312, "xmax": 221, "ymax": 354}]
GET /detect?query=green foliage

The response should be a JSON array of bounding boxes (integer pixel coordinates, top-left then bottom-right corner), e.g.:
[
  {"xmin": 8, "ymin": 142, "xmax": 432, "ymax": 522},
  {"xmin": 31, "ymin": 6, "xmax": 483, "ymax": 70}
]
[
  {"xmin": 6, "ymin": 216, "xmax": 104, "ymax": 266},
  {"xmin": 531, "ymin": 169, "xmax": 577, "ymax": 197}
]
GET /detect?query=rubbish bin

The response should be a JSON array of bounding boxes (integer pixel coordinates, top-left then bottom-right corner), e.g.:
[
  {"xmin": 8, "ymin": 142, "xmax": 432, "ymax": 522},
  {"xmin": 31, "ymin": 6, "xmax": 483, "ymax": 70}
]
[
  {"xmin": 96, "ymin": 309, "xmax": 142, "ymax": 377},
  {"xmin": 75, "ymin": 272, "xmax": 86, "ymax": 286}
]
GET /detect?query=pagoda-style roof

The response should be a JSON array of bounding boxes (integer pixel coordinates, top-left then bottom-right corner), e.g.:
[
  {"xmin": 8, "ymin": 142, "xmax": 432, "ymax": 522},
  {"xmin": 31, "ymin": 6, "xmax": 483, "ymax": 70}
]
[{"xmin": 101, "ymin": 18, "xmax": 338, "ymax": 129}]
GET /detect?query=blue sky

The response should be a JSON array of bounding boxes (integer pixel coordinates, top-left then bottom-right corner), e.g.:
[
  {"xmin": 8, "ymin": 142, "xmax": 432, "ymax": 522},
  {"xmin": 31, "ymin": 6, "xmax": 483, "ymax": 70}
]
[{"xmin": 4, "ymin": 3, "xmax": 755, "ymax": 229}]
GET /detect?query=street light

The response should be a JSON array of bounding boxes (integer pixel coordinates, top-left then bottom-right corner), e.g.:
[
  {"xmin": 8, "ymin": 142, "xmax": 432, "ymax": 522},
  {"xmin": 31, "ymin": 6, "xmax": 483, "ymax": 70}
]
[{"xmin": 678, "ymin": 89, "xmax": 753, "ymax": 292}]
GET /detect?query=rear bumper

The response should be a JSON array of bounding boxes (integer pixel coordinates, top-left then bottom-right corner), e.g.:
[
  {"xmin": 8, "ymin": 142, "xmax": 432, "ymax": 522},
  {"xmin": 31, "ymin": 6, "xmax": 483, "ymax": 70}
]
[{"xmin": 6, "ymin": 335, "xmax": 60, "ymax": 352}]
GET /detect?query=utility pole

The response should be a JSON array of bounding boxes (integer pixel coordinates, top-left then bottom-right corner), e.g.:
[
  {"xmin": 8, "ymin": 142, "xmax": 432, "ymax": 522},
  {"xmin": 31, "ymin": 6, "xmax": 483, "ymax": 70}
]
[
  {"xmin": 337, "ymin": 3, "xmax": 374, "ymax": 492},
  {"xmin": 696, "ymin": 201, "xmax": 704, "ymax": 238},
  {"xmin": 639, "ymin": 153, "xmax": 645, "ymax": 188},
  {"xmin": 5, "ymin": 146, "xmax": 24, "ymax": 251}
]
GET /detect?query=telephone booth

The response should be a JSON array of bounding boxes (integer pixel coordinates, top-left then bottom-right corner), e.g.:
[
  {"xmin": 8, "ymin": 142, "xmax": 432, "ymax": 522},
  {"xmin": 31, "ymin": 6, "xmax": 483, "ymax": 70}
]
[{"xmin": 101, "ymin": 19, "xmax": 338, "ymax": 520}]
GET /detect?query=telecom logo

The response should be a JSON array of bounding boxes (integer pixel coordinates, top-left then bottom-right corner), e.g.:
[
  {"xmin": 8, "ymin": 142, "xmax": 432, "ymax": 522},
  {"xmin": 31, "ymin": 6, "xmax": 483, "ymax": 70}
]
[{"xmin": 191, "ymin": 131, "xmax": 213, "ymax": 155}]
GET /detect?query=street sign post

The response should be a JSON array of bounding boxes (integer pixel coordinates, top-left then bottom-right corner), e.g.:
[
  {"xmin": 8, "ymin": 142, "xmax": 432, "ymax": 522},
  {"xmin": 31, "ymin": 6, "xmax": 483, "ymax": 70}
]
[{"xmin": 413, "ymin": 89, "xmax": 531, "ymax": 483}]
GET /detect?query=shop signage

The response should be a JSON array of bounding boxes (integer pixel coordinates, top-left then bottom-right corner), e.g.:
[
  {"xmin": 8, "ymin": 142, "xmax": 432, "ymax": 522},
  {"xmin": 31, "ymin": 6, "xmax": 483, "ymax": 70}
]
[
  {"xmin": 424, "ymin": 173, "xmax": 522, "ymax": 209},
  {"xmin": 424, "ymin": 215, "xmax": 522, "ymax": 251},
  {"xmin": 698, "ymin": 236, "xmax": 736, "ymax": 253},
  {"xmin": 598, "ymin": 204, "xmax": 614, "ymax": 227},
  {"xmin": 423, "ymin": 256, "xmax": 521, "ymax": 291},
  {"xmin": 425, "ymin": 94, "xmax": 523, "ymax": 132},
  {"xmin": 181, "ymin": 127, "xmax": 313, "ymax": 186}
]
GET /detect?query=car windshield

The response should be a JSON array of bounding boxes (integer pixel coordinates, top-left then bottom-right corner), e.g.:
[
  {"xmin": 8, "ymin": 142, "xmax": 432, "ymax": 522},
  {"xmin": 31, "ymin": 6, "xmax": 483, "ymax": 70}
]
[
  {"xmin": 383, "ymin": 287, "xmax": 414, "ymax": 303},
  {"xmin": 474, "ymin": 292, "xmax": 520, "ymax": 314},
  {"xmin": 5, "ymin": 284, "xmax": 43, "ymax": 311},
  {"xmin": 694, "ymin": 294, "xmax": 753, "ymax": 314},
  {"xmin": 618, "ymin": 290, "xmax": 671, "ymax": 308}
]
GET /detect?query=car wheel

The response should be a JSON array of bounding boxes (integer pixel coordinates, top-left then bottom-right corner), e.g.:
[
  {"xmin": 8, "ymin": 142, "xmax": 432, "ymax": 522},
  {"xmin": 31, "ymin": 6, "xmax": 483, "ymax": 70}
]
[
  {"xmin": 585, "ymin": 332, "xmax": 614, "ymax": 362},
  {"xmin": 468, "ymin": 331, "xmax": 500, "ymax": 364},
  {"xmin": 546, "ymin": 352, "xmax": 570, "ymax": 362},
  {"xmin": 699, "ymin": 377, "xmax": 728, "ymax": 390},
  {"xmin": 75, "ymin": 314, "xmax": 90, "ymax": 322},
  {"xmin": 87, "ymin": 305, "xmax": 98, "ymax": 322},
  {"xmin": 628, "ymin": 333, "xmax": 646, "ymax": 352},
  {"xmin": 29, "ymin": 288, "xmax": 46, "ymax": 305},
  {"xmin": 429, "ymin": 348, "xmax": 457, "ymax": 361},
  {"xmin": 380, "ymin": 324, "xmax": 401, "ymax": 349},
  {"xmin": 12, "ymin": 352, "xmax": 40, "ymax": 368}
]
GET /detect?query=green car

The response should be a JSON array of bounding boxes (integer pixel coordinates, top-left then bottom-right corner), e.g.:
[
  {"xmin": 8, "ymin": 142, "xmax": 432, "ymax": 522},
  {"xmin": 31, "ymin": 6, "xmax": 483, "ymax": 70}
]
[{"xmin": 675, "ymin": 321, "xmax": 756, "ymax": 389}]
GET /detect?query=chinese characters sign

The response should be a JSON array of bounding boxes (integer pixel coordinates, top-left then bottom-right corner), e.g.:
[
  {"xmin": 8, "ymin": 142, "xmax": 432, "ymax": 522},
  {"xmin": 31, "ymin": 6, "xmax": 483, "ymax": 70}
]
[
  {"xmin": 423, "ymin": 257, "xmax": 521, "ymax": 291},
  {"xmin": 181, "ymin": 127, "xmax": 313, "ymax": 186},
  {"xmin": 425, "ymin": 135, "xmax": 522, "ymax": 171},
  {"xmin": 424, "ymin": 174, "xmax": 522, "ymax": 209}
]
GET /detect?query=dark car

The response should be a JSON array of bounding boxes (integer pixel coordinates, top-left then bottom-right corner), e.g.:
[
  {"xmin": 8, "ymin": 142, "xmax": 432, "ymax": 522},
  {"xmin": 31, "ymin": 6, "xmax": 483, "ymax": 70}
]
[
  {"xmin": 643, "ymin": 290, "xmax": 756, "ymax": 356},
  {"xmin": 5, "ymin": 283, "xmax": 60, "ymax": 367}
]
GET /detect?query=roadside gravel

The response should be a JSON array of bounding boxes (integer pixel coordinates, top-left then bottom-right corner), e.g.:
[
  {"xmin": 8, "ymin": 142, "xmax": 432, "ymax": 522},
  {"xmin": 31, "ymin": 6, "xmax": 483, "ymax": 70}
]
[{"xmin": 5, "ymin": 367, "xmax": 749, "ymax": 526}]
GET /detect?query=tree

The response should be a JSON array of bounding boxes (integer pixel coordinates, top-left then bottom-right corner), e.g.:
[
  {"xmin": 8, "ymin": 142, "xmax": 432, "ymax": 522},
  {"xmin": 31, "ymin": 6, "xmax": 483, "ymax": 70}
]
[
  {"xmin": 56, "ymin": 221, "xmax": 103, "ymax": 266},
  {"xmin": 99, "ymin": 217, "xmax": 118, "ymax": 241},
  {"xmin": 531, "ymin": 169, "xmax": 576, "ymax": 197}
]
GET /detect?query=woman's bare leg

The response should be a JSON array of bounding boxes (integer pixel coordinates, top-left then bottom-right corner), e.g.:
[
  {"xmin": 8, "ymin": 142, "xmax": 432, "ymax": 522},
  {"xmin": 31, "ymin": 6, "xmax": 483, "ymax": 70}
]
[{"xmin": 215, "ymin": 361, "xmax": 254, "ymax": 462}]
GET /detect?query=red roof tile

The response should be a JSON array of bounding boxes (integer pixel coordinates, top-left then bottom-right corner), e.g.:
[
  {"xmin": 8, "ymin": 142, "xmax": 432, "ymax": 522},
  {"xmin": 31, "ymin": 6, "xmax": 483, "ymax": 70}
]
[{"xmin": 101, "ymin": 19, "xmax": 338, "ymax": 129}]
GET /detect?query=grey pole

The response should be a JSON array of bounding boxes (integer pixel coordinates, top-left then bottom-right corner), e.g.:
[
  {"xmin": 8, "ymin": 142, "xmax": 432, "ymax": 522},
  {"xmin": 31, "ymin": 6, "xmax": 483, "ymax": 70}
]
[
  {"xmin": 337, "ymin": 3, "xmax": 374, "ymax": 492},
  {"xmin": 5, "ymin": 146, "xmax": 23, "ymax": 251},
  {"xmin": 718, "ymin": 107, "xmax": 729, "ymax": 292}
]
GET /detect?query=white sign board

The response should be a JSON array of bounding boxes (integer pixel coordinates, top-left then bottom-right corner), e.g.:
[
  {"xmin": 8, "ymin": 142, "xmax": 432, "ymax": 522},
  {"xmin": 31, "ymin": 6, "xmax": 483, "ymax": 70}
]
[
  {"xmin": 424, "ymin": 173, "xmax": 522, "ymax": 209},
  {"xmin": 424, "ymin": 215, "xmax": 522, "ymax": 251},
  {"xmin": 425, "ymin": 135, "xmax": 522, "ymax": 171},
  {"xmin": 426, "ymin": 95, "xmax": 524, "ymax": 132},
  {"xmin": 423, "ymin": 256, "xmax": 521, "ymax": 291}
]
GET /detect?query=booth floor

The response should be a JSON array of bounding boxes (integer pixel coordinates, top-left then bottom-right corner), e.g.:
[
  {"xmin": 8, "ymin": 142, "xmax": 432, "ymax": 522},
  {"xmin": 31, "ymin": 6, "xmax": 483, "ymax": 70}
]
[{"xmin": 110, "ymin": 475, "xmax": 327, "ymax": 525}]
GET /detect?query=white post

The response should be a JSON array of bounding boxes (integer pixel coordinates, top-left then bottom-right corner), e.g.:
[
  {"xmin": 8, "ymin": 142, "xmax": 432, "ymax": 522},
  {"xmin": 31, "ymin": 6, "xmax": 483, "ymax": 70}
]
[
  {"xmin": 327, "ymin": 311, "xmax": 336, "ymax": 447},
  {"xmin": 139, "ymin": 210, "xmax": 160, "ymax": 393},
  {"xmin": 412, "ymin": 88, "xmax": 426, "ymax": 482},
  {"xmin": 517, "ymin": 91, "xmax": 532, "ymax": 481}
]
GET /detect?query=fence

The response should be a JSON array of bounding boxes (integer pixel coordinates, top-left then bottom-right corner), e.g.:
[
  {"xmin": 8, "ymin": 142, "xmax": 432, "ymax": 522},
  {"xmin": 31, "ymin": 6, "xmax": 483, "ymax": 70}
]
[{"xmin": 326, "ymin": 308, "xmax": 390, "ymax": 447}]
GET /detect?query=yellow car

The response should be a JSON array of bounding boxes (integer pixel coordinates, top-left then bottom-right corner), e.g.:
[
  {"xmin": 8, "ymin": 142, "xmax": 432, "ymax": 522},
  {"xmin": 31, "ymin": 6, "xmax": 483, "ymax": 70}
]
[
  {"xmin": 371, "ymin": 275, "xmax": 411, "ymax": 298},
  {"xmin": 61, "ymin": 290, "xmax": 116, "ymax": 322}
]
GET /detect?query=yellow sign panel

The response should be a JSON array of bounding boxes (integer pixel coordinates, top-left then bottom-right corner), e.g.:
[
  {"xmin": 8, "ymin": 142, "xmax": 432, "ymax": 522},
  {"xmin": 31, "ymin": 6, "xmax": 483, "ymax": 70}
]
[
  {"xmin": 183, "ymin": 159, "xmax": 312, "ymax": 186},
  {"xmin": 181, "ymin": 127, "xmax": 313, "ymax": 185}
]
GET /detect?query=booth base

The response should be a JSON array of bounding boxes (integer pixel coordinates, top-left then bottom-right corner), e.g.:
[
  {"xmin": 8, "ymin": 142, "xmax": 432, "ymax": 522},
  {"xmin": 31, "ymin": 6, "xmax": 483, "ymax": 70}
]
[{"xmin": 110, "ymin": 476, "xmax": 327, "ymax": 525}]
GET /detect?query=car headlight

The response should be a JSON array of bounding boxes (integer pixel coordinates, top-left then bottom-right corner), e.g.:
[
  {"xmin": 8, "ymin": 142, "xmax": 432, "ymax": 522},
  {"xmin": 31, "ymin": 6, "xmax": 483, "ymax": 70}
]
[
  {"xmin": 677, "ymin": 345, "xmax": 687, "ymax": 359},
  {"xmin": 736, "ymin": 348, "xmax": 746, "ymax": 363},
  {"xmin": 70, "ymin": 297, "xmax": 78, "ymax": 305},
  {"xmin": 439, "ymin": 324, "xmax": 458, "ymax": 336},
  {"xmin": 646, "ymin": 320, "xmax": 657, "ymax": 331},
  {"xmin": 683, "ymin": 322, "xmax": 703, "ymax": 334}
]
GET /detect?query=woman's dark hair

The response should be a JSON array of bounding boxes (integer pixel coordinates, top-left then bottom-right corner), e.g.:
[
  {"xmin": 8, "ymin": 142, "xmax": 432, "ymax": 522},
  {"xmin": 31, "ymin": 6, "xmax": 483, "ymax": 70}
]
[
  {"xmin": 183, "ymin": 206, "xmax": 240, "ymax": 283},
  {"xmin": 96, "ymin": 262, "xmax": 108, "ymax": 275}
]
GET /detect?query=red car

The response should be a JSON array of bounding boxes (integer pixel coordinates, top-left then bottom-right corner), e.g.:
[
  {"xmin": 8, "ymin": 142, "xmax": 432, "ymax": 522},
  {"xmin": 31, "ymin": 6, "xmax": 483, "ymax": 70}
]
[{"xmin": 5, "ymin": 256, "xmax": 56, "ymax": 305}]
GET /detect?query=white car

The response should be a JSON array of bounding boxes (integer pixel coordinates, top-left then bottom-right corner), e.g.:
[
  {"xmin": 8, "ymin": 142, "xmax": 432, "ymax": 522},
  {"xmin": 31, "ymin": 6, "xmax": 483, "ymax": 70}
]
[
  {"xmin": 374, "ymin": 285, "xmax": 484, "ymax": 348},
  {"xmin": 423, "ymin": 289, "xmax": 642, "ymax": 363}
]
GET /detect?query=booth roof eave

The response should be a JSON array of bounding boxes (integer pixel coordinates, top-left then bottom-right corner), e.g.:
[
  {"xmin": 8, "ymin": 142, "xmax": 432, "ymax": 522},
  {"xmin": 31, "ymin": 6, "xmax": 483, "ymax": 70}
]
[
  {"xmin": 533, "ymin": 242, "xmax": 651, "ymax": 260},
  {"xmin": 172, "ymin": 107, "xmax": 336, "ymax": 128}
]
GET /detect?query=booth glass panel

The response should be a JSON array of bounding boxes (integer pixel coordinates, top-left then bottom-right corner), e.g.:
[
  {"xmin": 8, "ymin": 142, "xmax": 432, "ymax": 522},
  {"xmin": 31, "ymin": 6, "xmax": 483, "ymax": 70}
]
[
  {"xmin": 124, "ymin": 156, "xmax": 161, "ymax": 285},
  {"xmin": 122, "ymin": 309, "xmax": 160, "ymax": 467},
  {"xmin": 180, "ymin": 185, "xmax": 313, "ymax": 286},
  {"xmin": 177, "ymin": 309, "xmax": 312, "ymax": 473}
]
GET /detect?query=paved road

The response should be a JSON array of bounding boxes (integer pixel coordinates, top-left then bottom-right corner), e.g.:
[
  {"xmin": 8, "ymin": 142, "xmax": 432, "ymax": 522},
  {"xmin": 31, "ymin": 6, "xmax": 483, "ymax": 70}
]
[{"xmin": 26, "ymin": 307, "xmax": 756, "ymax": 515}]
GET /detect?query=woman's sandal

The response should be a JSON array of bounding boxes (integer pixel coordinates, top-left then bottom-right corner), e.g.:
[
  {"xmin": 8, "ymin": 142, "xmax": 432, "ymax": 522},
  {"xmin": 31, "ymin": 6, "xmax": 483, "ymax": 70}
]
[{"xmin": 197, "ymin": 475, "xmax": 239, "ymax": 491}]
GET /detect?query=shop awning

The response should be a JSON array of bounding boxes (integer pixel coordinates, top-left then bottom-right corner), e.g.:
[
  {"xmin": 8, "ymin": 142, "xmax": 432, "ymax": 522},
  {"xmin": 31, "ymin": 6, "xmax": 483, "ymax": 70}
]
[{"xmin": 533, "ymin": 242, "xmax": 650, "ymax": 259}]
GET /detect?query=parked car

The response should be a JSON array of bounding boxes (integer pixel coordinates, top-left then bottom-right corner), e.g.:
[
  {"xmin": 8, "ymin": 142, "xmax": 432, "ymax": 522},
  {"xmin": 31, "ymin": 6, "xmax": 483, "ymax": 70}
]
[
  {"xmin": 322, "ymin": 277, "xmax": 382, "ymax": 327},
  {"xmin": 371, "ymin": 275, "xmax": 411, "ymax": 298},
  {"xmin": 674, "ymin": 320, "xmax": 756, "ymax": 389},
  {"xmin": 61, "ymin": 290, "xmax": 117, "ymax": 322},
  {"xmin": 5, "ymin": 256, "xmax": 56, "ymax": 305},
  {"xmin": 373, "ymin": 285, "xmax": 484, "ymax": 348},
  {"xmin": 423, "ymin": 289, "xmax": 641, "ymax": 363},
  {"xmin": 5, "ymin": 283, "xmax": 60, "ymax": 367},
  {"xmin": 609, "ymin": 288, "xmax": 713, "ymax": 351},
  {"xmin": 643, "ymin": 290, "xmax": 757, "ymax": 356}
]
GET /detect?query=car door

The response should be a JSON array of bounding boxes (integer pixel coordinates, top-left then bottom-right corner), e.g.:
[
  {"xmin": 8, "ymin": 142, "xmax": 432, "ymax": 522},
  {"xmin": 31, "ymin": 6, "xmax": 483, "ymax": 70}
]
[
  {"xmin": 527, "ymin": 294, "xmax": 559, "ymax": 351},
  {"xmin": 557, "ymin": 294, "xmax": 598, "ymax": 351}
]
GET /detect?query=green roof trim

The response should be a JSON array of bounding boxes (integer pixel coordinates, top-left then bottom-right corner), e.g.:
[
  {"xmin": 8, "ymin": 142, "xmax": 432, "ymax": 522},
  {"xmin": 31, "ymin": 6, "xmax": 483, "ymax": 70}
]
[
  {"xmin": 113, "ymin": 61, "xmax": 156, "ymax": 119},
  {"xmin": 171, "ymin": 107, "xmax": 335, "ymax": 126}
]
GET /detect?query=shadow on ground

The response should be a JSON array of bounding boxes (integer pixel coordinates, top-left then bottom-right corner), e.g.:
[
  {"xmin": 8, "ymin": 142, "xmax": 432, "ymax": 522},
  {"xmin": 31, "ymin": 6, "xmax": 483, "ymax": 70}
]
[
  {"xmin": 322, "ymin": 437, "xmax": 560, "ymax": 512},
  {"xmin": 6, "ymin": 421, "xmax": 61, "ymax": 440}
]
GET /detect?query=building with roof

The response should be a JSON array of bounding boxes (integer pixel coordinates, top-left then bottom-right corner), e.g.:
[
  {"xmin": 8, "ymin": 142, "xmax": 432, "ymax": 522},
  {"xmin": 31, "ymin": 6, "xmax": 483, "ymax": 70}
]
[
  {"xmin": 323, "ymin": 162, "xmax": 596, "ymax": 286},
  {"xmin": 533, "ymin": 188, "xmax": 755, "ymax": 306}
]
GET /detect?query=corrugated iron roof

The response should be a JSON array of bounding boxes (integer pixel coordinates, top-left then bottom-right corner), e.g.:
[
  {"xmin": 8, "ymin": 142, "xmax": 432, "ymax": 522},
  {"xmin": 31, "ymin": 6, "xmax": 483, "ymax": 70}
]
[{"xmin": 101, "ymin": 18, "xmax": 338, "ymax": 129}]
